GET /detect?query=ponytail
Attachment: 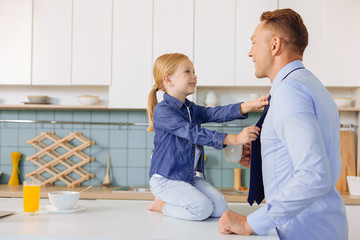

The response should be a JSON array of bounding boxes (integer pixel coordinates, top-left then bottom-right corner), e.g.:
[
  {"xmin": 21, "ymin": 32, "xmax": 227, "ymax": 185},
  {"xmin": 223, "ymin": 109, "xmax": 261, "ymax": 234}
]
[{"xmin": 147, "ymin": 85, "xmax": 159, "ymax": 133}]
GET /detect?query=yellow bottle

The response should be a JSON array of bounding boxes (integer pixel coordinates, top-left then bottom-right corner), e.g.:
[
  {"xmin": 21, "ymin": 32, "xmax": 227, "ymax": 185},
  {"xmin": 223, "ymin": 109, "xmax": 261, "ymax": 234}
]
[{"xmin": 8, "ymin": 152, "xmax": 22, "ymax": 185}]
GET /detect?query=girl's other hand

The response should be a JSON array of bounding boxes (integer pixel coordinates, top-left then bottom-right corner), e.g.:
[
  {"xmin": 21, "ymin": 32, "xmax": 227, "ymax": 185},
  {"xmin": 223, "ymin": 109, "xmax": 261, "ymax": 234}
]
[{"xmin": 240, "ymin": 94, "xmax": 269, "ymax": 114}]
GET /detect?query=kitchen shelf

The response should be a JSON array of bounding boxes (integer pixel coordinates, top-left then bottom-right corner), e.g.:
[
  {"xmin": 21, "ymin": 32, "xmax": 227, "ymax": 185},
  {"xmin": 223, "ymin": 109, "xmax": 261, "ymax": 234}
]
[
  {"xmin": 338, "ymin": 107, "xmax": 360, "ymax": 112},
  {"xmin": 0, "ymin": 104, "xmax": 109, "ymax": 110}
]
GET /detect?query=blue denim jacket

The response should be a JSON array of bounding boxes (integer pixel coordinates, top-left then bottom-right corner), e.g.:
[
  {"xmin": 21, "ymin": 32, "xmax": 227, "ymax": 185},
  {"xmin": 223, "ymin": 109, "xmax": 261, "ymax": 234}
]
[{"xmin": 149, "ymin": 93, "xmax": 248, "ymax": 183}]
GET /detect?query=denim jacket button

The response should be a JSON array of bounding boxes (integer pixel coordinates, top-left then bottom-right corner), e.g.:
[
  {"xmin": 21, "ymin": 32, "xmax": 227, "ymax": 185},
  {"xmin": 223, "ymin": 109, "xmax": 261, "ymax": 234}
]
[{"xmin": 189, "ymin": 166, "xmax": 193, "ymax": 170}]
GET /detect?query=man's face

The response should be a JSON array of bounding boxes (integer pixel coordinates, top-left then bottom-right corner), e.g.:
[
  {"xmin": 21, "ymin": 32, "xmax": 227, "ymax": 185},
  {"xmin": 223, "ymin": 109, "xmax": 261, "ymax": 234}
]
[{"xmin": 248, "ymin": 22, "xmax": 273, "ymax": 79}]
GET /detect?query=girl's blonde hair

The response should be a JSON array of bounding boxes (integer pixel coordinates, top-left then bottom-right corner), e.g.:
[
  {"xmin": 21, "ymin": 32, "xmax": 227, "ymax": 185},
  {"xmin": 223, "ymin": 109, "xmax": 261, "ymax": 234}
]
[{"xmin": 147, "ymin": 53, "xmax": 189, "ymax": 133}]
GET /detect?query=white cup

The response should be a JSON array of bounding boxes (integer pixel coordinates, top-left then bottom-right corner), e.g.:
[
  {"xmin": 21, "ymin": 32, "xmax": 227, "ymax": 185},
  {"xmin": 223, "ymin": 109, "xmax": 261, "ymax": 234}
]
[
  {"xmin": 224, "ymin": 145, "xmax": 243, "ymax": 163},
  {"xmin": 48, "ymin": 191, "xmax": 80, "ymax": 210},
  {"xmin": 347, "ymin": 176, "xmax": 360, "ymax": 196}
]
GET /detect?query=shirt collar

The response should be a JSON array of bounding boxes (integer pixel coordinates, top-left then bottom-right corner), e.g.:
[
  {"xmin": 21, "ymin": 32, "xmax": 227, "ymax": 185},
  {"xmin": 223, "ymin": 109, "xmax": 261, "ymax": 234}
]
[
  {"xmin": 270, "ymin": 60, "xmax": 304, "ymax": 96},
  {"xmin": 163, "ymin": 93, "xmax": 192, "ymax": 109}
]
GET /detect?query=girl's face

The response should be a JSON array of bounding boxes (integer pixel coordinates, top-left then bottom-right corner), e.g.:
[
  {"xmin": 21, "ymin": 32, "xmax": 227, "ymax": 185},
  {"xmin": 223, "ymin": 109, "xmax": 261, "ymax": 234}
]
[{"xmin": 165, "ymin": 59, "xmax": 197, "ymax": 102}]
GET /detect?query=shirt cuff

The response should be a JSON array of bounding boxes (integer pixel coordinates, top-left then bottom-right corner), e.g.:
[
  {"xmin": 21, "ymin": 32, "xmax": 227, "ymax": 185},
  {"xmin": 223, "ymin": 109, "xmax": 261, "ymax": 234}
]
[
  {"xmin": 232, "ymin": 102, "xmax": 249, "ymax": 119},
  {"xmin": 247, "ymin": 205, "xmax": 277, "ymax": 235},
  {"xmin": 212, "ymin": 132, "xmax": 227, "ymax": 150}
]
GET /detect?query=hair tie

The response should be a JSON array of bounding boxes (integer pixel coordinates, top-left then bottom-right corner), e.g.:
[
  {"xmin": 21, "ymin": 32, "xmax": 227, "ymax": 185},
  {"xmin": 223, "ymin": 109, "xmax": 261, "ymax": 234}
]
[{"xmin": 153, "ymin": 84, "xmax": 159, "ymax": 91}]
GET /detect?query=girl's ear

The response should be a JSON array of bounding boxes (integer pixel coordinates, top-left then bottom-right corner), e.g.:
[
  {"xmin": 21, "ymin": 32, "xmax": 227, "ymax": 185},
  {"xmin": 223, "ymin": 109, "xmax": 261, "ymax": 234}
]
[{"xmin": 163, "ymin": 75, "xmax": 173, "ymax": 87}]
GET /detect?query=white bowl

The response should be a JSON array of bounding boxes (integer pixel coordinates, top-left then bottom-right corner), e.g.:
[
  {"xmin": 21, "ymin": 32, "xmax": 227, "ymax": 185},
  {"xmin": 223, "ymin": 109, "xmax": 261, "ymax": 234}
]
[
  {"xmin": 27, "ymin": 95, "xmax": 49, "ymax": 103},
  {"xmin": 223, "ymin": 145, "xmax": 243, "ymax": 163},
  {"xmin": 48, "ymin": 191, "xmax": 80, "ymax": 210},
  {"xmin": 347, "ymin": 176, "xmax": 360, "ymax": 196},
  {"xmin": 78, "ymin": 95, "xmax": 99, "ymax": 105},
  {"xmin": 334, "ymin": 97, "xmax": 352, "ymax": 108}
]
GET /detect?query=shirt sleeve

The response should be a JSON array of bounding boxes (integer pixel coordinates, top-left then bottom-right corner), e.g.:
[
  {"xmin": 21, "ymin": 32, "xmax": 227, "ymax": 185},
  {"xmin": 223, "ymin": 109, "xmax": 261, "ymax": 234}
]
[
  {"xmin": 154, "ymin": 105, "xmax": 227, "ymax": 150},
  {"xmin": 195, "ymin": 102, "xmax": 248, "ymax": 124},
  {"xmin": 247, "ymin": 82, "xmax": 332, "ymax": 235}
]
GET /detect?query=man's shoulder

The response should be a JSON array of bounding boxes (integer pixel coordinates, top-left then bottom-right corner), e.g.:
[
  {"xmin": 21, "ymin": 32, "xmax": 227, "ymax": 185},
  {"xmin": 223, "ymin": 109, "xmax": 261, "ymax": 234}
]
[{"xmin": 278, "ymin": 69, "xmax": 321, "ymax": 96}]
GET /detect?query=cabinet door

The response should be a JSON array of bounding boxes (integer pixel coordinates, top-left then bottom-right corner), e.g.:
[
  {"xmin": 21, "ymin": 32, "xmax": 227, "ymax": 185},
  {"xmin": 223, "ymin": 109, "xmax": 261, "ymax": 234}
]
[
  {"xmin": 153, "ymin": 0, "xmax": 194, "ymax": 61},
  {"xmin": 0, "ymin": 0, "xmax": 32, "ymax": 85},
  {"xmin": 109, "ymin": 0, "xmax": 152, "ymax": 109},
  {"xmin": 32, "ymin": 0, "xmax": 72, "ymax": 85},
  {"xmin": 279, "ymin": 0, "xmax": 321, "ymax": 81},
  {"xmin": 153, "ymin": 0, "xmax": 194, "ymax": 102},
  {"xmin": 321, "ymin": 0, "xmax": 360, "ymax": 87},
  {"xmin": 236, "ymin": 0, "xmax": 276, "ymax": 86},
  {"xmin": 194, "ymin": 0, "xmax": 235, "ymax": 86},
  {"xmin": 72, "ymin": 0, "xmax": 112, "ymax": 85}
]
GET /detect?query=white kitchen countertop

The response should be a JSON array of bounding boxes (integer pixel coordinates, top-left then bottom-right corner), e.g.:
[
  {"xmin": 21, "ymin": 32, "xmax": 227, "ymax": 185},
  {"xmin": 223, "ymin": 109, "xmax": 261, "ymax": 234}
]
[{"xmin": 0, "ymin": 198, "xmax": 278, "ymax": 240}]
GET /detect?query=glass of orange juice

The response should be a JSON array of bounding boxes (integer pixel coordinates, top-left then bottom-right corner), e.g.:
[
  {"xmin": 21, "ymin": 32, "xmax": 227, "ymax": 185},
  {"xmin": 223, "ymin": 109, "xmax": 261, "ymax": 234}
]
[{"xmin": 23, "ymin": 180, "xmax": 41, "ymax": 215}]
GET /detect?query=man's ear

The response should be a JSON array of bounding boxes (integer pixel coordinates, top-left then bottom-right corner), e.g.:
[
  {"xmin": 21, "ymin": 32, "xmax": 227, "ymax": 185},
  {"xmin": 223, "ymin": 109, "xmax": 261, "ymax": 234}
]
[{"xmin": 270, "ymin": 36, "xmax": 282, "ymax": 56}]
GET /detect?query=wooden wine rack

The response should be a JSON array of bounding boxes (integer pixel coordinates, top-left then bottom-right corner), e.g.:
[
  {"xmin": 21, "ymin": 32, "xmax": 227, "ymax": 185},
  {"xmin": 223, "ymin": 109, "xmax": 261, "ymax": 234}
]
[{"xmin": 25, "ymin": 132, "xmax": 95, "ymax": 187}]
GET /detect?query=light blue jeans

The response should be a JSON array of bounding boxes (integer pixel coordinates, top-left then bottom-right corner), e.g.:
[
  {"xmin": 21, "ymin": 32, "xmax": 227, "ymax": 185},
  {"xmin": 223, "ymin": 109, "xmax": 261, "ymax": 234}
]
[{"xmin": 149, "ymin": 175, "xmax": 228, "ymax": 221}]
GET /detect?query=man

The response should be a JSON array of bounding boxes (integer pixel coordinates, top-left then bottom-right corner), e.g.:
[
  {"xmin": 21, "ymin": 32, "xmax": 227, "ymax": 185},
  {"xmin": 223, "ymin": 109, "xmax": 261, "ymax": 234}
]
[{"xmin": 218, "ymin": 9, "xmax": 348, "ymax": 239}]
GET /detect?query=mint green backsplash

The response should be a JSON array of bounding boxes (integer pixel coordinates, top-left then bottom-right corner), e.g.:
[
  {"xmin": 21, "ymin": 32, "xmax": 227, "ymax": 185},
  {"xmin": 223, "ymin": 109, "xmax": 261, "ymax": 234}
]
[{"xmin": 0, "ymin": 110, "xmax": 261, "ymax": 189}]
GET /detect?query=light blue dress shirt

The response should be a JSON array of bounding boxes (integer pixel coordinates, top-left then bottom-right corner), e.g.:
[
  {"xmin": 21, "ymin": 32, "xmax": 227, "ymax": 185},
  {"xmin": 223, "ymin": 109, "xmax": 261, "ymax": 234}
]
[{"xmin": 247, "ymin": 60, "xmax": 348, "ymax": 239}]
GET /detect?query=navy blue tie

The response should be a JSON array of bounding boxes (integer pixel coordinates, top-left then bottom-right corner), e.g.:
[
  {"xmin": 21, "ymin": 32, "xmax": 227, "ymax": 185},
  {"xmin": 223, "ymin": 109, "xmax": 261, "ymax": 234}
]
[{"xmin": 247, "ymin": 95, "xmax": 271, "ymax": 205}]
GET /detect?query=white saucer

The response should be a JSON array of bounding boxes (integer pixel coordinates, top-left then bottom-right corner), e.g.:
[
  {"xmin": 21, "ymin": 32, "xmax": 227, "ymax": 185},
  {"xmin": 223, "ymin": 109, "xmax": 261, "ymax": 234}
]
[{"xmin": 44, "ymin": 205, "xmax": 85, "ymax": 214}]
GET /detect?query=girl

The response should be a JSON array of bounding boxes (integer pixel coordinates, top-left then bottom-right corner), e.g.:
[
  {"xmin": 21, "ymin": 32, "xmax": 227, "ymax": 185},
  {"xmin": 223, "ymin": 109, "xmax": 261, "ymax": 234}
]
[{"xmin": 147, "ymin": 53, "xmax": 268, "ymax": 221}]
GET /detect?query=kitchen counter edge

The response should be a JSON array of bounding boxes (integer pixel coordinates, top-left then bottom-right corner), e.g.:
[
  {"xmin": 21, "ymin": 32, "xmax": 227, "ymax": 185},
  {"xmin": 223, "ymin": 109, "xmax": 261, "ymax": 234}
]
[{"xmin": 1, "ymin": 185, "xmax": 359, "ymax": 205}]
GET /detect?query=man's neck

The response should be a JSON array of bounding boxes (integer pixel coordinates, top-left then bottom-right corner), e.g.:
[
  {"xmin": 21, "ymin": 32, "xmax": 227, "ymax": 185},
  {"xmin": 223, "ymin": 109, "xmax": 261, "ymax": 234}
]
[{"xmin": 269, "ymin": 55, "xmax": 302, "ymax": 83}]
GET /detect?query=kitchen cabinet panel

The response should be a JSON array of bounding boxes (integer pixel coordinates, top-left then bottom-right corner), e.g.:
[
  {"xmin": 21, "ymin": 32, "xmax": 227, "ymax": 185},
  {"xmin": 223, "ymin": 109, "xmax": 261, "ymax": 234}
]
[
  {"xmin": 0, "ymin": 0, "xmax": 32, "ymax": 85},
  {"xmin": 109, "ymin": 0, "xmax": 152, "ymax": 109},
  {"xmin": 279, "ymin": 0, "xmax": 322, "ymax": 81},
  {"xmin": 72, "ymin": 0, "xmax": 112, "ymax": 85},
  {"xmin": 32, "ymin": 0, "xmax": 72, "ymax": 85},
  {"xmin": 153, "ymin": 0, "xmax": 194, "ymax": 61},
  {"xmin": 194, "ymin": 0, "xmax": 235, "ymax": 86},
  {"xmin": 236, "ymin": 0, "xmax": 276, "ymax": 86},
  {"xmin": 153, "ymin": 0, "xmax": 194, "ymax": 102},
  {"xmin": 321, "ymin": 0, "xmax": 360, "ymax": 87}
]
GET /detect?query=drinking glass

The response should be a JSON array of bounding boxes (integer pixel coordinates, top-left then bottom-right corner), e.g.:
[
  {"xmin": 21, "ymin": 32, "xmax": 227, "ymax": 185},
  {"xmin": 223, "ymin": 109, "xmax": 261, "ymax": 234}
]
[{"xmin": 23, "ymin": 180, "xmax": 41, "ymax": 215}]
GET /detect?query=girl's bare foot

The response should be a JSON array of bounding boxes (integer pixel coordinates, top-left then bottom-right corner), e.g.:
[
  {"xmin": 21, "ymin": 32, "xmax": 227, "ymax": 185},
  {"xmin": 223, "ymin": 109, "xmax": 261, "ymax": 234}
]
[{"xmin": 147, "ymin": 198, "xmax": 165, "ymax": 213}]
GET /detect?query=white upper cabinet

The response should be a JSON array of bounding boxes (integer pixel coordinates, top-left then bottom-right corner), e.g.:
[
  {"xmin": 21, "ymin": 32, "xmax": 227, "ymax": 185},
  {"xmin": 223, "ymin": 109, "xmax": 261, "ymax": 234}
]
[
  {"xmin": 72, "ymin": 0, "xmax": 112, "ymax": 85},
  {"xmin": 153, "ymin": 0, "xmax": 194, "ymax": 61},
  {"xmin": 194, "ymin": 0, "xmax": 236, "ymax": 86},
  {"xmin": 32, "ymin": 0, "xmax": 72, "ymax": 85},
  {"xmin": 279, "ymin": 0, "xmax": 321, "ymax": 81},
  {"xmin": 153, "ymin": 0, "xmax": 194, "ymax": 102},
  {"xmin": 0, "ymin": 0, "xmax": 32, "ymax": 85},
  {"xmin": 321, "ymin": 0, "xmax": 360, "ymax": 87},
  {"xmin": 109, "ymin": 0, "xmax": 153, "ymax": 109},
  {"xmin": 236, "ymin": 0, "xmax": 276, "ymax": 86}
]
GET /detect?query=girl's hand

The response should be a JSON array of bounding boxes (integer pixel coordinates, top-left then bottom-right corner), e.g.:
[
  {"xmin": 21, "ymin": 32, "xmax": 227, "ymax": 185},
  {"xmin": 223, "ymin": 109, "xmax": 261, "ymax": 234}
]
[
  {"xmin": 223, "ymin": 126, "xmax": 259, "ymax": 145},
  {"xmin": 236, "ymin": 126, "xmax": 260, "ymax": 145},
  {"xmin": 240, "ymin": 95, "xmax": 270, "ymax": 114}
]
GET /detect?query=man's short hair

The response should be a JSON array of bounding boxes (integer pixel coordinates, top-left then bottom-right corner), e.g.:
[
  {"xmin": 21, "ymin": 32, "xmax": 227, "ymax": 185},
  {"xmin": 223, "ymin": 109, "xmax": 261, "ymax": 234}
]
[{"xmin": 261, "ymin": 8, "xmax": 308, "ymax": 56}]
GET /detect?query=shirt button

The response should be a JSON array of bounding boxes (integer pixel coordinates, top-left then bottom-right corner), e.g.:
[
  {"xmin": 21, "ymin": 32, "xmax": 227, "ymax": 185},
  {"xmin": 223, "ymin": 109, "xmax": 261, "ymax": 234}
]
[{"xmin": 189, "ymin": 166, "xmax": 193, "ymax": 170}]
